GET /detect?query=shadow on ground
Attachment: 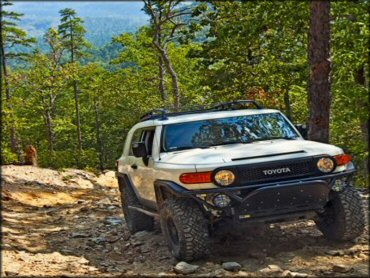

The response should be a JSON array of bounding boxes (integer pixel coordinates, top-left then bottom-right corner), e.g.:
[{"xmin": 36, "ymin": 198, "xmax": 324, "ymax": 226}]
[{"xmin": 2, "ymin": 165, "xmax": 369, "ymax": 277}]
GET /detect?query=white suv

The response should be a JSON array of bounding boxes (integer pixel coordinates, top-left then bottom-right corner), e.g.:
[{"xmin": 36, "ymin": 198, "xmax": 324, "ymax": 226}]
[{"xmin": 116, "ymin": 100, "xmax": 365, "ymax": 261}]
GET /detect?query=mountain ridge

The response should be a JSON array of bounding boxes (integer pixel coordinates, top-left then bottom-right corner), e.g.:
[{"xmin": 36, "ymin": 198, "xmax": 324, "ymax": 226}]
[{"xmin": 11, "ymin": 1, "xmax": 149, "ymax": 47}]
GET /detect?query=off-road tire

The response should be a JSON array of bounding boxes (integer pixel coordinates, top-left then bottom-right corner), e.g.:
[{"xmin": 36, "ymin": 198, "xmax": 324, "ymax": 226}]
[
  {"xmin": 315, "ymin": 185, "xmax": 365, "ymax": 241},
  {"xmin": 160, "ymin": 198, "xmax": 210, "ymax": 261},
  {"xmin": 120, "ymin": 183, "xmax": 154, "ymax": 234}
]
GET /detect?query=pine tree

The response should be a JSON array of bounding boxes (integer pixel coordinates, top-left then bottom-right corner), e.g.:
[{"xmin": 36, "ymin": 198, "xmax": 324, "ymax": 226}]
[
  {"xmin": 0, "ymin": 0, "xmax": 35, "ymax": 161},
  {"xmin": 58, "ymin": 8, "xmax": 90, "ymax": 163}
]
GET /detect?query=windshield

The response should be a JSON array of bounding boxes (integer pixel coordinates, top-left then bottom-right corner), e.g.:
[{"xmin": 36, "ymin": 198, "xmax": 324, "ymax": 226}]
[{"xmin": 162, "ymin": 113, "xmax": 299, "ymax": 152}]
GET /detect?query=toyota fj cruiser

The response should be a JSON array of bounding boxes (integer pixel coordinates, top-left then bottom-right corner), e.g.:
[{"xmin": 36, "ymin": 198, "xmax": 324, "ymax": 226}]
[{"xmin": 116, "ymin": 100, "xmax": 365, "ymax": 261}]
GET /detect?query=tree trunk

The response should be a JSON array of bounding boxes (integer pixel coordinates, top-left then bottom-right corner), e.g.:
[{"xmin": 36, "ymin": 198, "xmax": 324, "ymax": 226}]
[
  {"xmin": 308, "ymin": 0, "xmax": 331, "ymax": 143},
  {"xmin": 69, "ymin": 24, "xmax": 82, "ymax": 161},
  {"xmin": 157, "ymin": 23, "xmax": 167, "ymax": 103},
  {"xmin": 159, "ymin": 56, "xmax": 167, "ymax": 102},
  {"xmin": 45, "ymin": 109, "xmax": 55, "ymax": 154},
  {"xmin": 73, "ymin": 80, "xmax": 82, "ymax": 153},
  {"xmin": 154, "ymin": 42, "xmax": 180, "ymax": 111},
  {"xmin": 0, "ymin": 27, "xmax": 21, "ymax": 160},
  {"xmin": 93, "ymin": 100, "xmax": 104, "ymax": 171},
  {"xmin": 284, "ymin": 90, "xmax": 292, "ymax": 121}
]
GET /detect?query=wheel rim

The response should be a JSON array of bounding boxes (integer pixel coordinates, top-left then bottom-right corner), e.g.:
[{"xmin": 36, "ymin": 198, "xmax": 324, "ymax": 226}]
[{"xmin": 166, "ymin": 217, "xmax": 179, "ymax": 247}]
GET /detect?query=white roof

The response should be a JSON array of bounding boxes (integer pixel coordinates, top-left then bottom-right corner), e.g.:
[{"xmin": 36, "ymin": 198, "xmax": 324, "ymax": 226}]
[{"xmin": 135, "ymin": 109, "xmax": 282, "ymax": 128}]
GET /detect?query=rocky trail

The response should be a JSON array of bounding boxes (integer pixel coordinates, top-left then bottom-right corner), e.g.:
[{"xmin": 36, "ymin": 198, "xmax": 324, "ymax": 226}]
[{"xmin": 2, "ymin": 165, "xmax": 369, "ymax": 277}]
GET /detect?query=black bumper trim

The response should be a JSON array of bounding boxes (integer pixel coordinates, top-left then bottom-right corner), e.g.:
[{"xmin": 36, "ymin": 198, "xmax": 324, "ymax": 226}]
[{"xmin": 154, "ymin": 170, "xmax": 355, "ymax": 214}]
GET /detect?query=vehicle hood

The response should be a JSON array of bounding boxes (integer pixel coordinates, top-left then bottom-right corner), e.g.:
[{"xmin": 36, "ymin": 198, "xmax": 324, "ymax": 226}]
[{"xmin": 158, "ymin": 139, "xmax": 343, "ymax": 166}]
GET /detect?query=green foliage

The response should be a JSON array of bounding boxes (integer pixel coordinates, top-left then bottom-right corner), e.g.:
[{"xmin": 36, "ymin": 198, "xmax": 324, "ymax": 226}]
[
  {"xmin": 58, "ymin": 8, "xmax": 91, "ymax": 62},
  {"xmin": 2, "ymin": 1, "xmax": 368, "ymax": 187},
  {"xmin": 330, "ymin": 0, "xmax": 369, "ymax": 186},
  {"xmin": 0, "ymin": 0, "xmax": 36, "ymax": 61}
]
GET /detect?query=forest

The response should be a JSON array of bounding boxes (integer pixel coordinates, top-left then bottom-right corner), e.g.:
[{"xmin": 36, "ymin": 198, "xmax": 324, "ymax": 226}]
[{"xmin": 1, "ymin": 0, "xmax": 369, "ymax": 187}]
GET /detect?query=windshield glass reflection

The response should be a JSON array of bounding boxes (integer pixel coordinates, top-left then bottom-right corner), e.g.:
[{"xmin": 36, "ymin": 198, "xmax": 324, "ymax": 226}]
[{"xmin": 162, "ymin": 113, "xmax": 298, "ymax": 152}]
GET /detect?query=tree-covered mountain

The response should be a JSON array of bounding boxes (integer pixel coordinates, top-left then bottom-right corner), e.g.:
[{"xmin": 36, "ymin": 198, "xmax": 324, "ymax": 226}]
[{"xmin": 11, "ymin": 1, "xmax": 149, "ymax": 47}]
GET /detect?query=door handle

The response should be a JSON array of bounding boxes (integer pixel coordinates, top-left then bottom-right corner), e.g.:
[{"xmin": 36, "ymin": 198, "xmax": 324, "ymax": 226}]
[{"xmin": 131, "ymin": 164, "xmax": 138, "ymax": 170}]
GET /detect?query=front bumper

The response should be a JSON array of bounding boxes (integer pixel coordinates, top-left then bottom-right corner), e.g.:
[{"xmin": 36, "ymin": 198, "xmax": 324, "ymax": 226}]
[{"xmin": 154, "ymin": 170, "xmax": 355, "ymax": 223}]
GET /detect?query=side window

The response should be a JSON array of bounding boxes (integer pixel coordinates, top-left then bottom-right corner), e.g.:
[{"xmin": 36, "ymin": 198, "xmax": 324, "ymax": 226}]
[
  {"xmin": 129, "ymin": 128, "xmax": 144, "ymax": 156},
  {"xmin": 128, "ymin": 127, "xmax": 156, "ymax": 157},
  {"xmin": 144, "ymin": 129, "xmax": 155, "ymax": 156}
]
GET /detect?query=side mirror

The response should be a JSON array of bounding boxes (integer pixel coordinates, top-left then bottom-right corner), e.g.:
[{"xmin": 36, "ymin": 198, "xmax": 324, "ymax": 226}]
[
  {"xmin": 132, "ymin": 142, "xmax": 147, "ymax": 158},
  {"xmin": 295, "ymin": 124, "xmax": 308, "ymax": 139}
]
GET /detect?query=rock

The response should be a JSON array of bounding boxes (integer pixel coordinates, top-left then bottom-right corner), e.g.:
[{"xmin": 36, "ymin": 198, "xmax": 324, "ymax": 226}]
[
  {"xmin": 332, "ymin": 264, "xmax": 352, "ymax": 273},
  {"xmin": 213, "ymin": 269, "xmax": 226, "ymax": 276},
  {"xmin": 132, "ymin": 241, "xmax": 143, "ymax": 247},
  {"xmin": 5, "ymin": 271, "xmax": 19, "ymax": 276},
  {"xmin": 105, "ymin": 235, "xmax": 121, "ymax": 243},
  {"xmin": 140, "ymin": 246, "xmax": 151, "ymax": 253},
  {"xmin": 133, "ymin": 230, "xmax": 152, "ymax": 239},
  {"xmin": 105, "ymin": 216, "xmax": 123, "ymax": 226},
  {"xmin": 107, "ymin": 205, "xmax": 116, "ymax": 211},
  {"xmin": 259, "ymin": 264, "xmax": 283, "ymax": 274},
  {"xmin": 357, "ymin": 253, "xmax": 368, "ymax": 260},
  {"xmin": 174, "ymin": 261, "xmax": 199, "ymax": 275},
  {"xmin": 267, "ymin": 264, "xmax": 283, "ymax": 272},
  {"xmin": 325, "ymin": 250, "xmax": 345, "ymax": 256},
  {"xmin": 292, "ymin": 272, "xmax": 309, "ymax": 278},
  {"xmin": 97, "ymin": 197, "xmax": 112, "ymax": 205},
  {"xmin": 91, "ymin": 237, "xmax": 106, "ymax": 244},
  {"xmin": 222, "ymin": 262, "xmax": 242, "ymax": 272},
  {"xmin": 71, "ymin": 232, "xmax": 89, "ymax": 238},
  {"xmin": 282, "ymin": 270, "xmax": 308, "ymax": 277}
]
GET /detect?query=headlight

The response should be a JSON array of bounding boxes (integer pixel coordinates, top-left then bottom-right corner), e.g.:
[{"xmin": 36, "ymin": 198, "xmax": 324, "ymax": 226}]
[
  {"xmin": 214, "ymin": 170, "xmax": 235, "ymax": 186},
  {"xmin": 317, "ymin": 157, "xmax": 335, "ymax": 173}
]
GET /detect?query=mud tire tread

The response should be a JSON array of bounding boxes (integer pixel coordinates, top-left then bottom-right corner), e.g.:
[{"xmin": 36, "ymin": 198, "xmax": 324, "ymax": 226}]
[
  {"xmin": 120, "ymin": 183, "xmax": 154, "ymax": 234},
  {"xmin": 316, "ymin": 185, "xmax": 365, "ymax": 241},
  {"xmin": 160, "ymin": 198, "xmax": 210, "ymax": 261}
]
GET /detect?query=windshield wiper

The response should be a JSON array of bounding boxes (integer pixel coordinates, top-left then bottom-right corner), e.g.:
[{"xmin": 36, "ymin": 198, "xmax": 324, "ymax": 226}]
[
  {"xmin": 208, "ymin": 141, "xmax": 245, "ymax": 147},
  {"xmin": 247, "ymin": 136, "xmax": 298, "ymax": 143},
  {"xmin": 168, "ymin": 146, "xmax": 195, "ymax": 152}
]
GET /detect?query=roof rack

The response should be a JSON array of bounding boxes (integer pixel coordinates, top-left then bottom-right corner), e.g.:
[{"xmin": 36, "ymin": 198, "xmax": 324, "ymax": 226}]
[
  {"xmin": 139, "ymin": 100, "xmax": 262, "ymax": 122},
  {"xmin": 140, "ymin": 109, "xmax": 168, "ymax": 121}
]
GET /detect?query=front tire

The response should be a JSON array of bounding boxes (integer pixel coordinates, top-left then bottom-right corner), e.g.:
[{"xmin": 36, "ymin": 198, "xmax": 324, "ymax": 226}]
[
  {"xmin": 120, "ymin": 181, "xmax": 154, "ymax": 234},
  {"xmin": 315, "ymin": 185, "xmax": 365, "ymax": 241},
  {"xmin": 160, "ymin": 198, "xmax": 210, "ymax": 261}
]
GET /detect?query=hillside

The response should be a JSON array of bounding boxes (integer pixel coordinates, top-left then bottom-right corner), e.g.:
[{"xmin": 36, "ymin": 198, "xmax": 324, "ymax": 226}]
[
  {"xmin": 11, "ymin": 1, "xmax": 149, "ymax": 47},
  {"xmin": 2, "ymin": 165, "xmax": 369, "ymax": 276}
]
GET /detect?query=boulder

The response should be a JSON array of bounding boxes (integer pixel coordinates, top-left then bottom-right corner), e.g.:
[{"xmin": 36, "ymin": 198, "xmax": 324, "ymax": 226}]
[
  {"xmin": 173, "ymin": 261, "xmax": 199, "ymax": 275},
  {"xmin": 222, "ymin": 262, "xmax": 242, "ymax": 272},
  {"xmin": 332, "ymin": 264, "xmax": 353, "ymax": 273}
]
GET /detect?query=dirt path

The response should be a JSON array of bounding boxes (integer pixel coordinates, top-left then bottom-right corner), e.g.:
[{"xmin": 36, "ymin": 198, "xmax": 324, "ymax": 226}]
[{"xmin": 2, "ymin": 165, "xmax": 369, "ymax": 277}]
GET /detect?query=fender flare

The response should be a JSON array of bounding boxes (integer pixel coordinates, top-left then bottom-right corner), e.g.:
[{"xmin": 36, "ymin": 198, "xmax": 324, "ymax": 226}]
[
  {"xmin": 116, "ymin": 172, "xmax": 141, "ymax": 199},
  {"xmin": 154, "ymin": 179, "xmax": 194, "ymax": 207}
]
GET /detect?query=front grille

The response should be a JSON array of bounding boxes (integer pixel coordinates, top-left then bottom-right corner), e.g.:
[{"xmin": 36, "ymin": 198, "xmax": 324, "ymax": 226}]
[{"xmin": 231, "ymin": 157, "xmax": 319, "ymax": 185}]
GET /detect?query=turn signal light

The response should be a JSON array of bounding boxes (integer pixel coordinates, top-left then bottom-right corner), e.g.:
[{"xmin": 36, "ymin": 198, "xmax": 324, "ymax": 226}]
[
  {"xmin": 180, "ymin": 172, "xmax": 212, "ymax": 184},
  {"xmin": 334, "ymin": 154, "xmax": 352, "ymax": 166}
]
